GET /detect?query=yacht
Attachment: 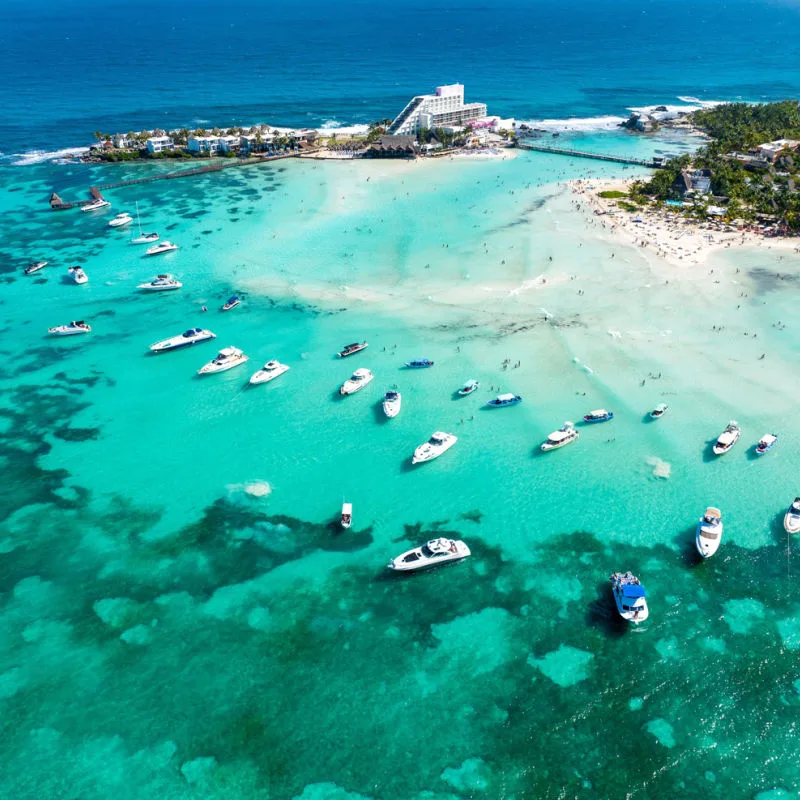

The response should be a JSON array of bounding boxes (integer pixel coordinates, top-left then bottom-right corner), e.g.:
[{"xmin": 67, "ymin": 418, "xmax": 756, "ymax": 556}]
[
  {"xmin": 145, "ymin": 241, "xmax": 178, "ymax": 256},
  {"xmin": 487, "ymin": 393, "xmax": 522, "ymax": 408},
  {"xmin": 108, "ymin": 212, "xmax": 133, "ymax": 228},
  {"xmin": 388, "ymin": 538, "xmax": 470, "ymax": 572},
  {"xmin": 341, "ymin": 502, "xmax": 352, "ymax": 530},
  {"xmin": 458, "ymin": 379, "xmax": 479, "ymax": 396},
  {"xmin": 149, "ymin": 328, "xmax": 215, "ymax": 353},
  {"xmin": 130, "ymin": 201, "xmax": 159, "ymax": 244},
  {"xmin": 338, "ymin": 341, "xmax": 368, "ymax": 358},
  {"xmin": 137, "ymin": 274, "xmax": 182, "ymax": 291},
  {"xmin": 339, "ymin": 368, "xmax": 374, "ymax": 395},
  {"xmin": 49, "ymin": 320, "xmax": 91, "ymax": 336},
  {"xmin": 68, "ymin": 266, "xmax": 88, "ymax": 284},
  {"xmin": 712, "ymin": 421, "xmax": 741, "ymax": 455},
  {"xmin": 583, "ymin": 409, "xmax": 614, "ymax": 424},
  {"xmin": 197, "ymin": 347, "xmax": 249, "ymax": 375},
  {"xmin": 650, "ymin": 403, "xmax": 668, "ymax": 419},
  {"xmin": 540, "ymin": 422, "xmax": 579, "ymax": 452},
  {"xmin": 610, "ymin": 572, "xmax": 649, "ymax": 623},
  {"xmin": 249, "ymin": 360, "xmax": 290, "ymax": 385},
  {"xmin": 755, "ymin": 433, "xmax": 777, "ymax": 455},
  {"xmin": 696, "ymin": 507, "xmax": 723, "ymax": 558},
  {"xmin": 81, "ymin": 198, "xmax": 111, "ymax": 212},
  {"xmin": 382, "ymin": 389, "xmax": 402, "ymax": 418},
  {"xmin": 784, "ymin": 498, "xmax": 800, "ymax": 534},
  {"xmin": 221, "ymin": 296, "xmax": 241, "ymax": 311},
  {"xmin": 412, "ymin": 431, "xmax": 457, "ymax": 464},
  {"xmin": 24, "ymin": 261, "xmax": 48, "ymax": 275},
  {"xmin": 405, "ymin": 358, "xmax": 434, "ymax": 368}
]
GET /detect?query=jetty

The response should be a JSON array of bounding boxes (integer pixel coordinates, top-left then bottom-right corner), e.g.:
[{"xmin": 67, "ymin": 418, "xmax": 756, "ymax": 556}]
[{"xmin": 516, "ymin": 141, "xmax": 657, "ymax": 168}]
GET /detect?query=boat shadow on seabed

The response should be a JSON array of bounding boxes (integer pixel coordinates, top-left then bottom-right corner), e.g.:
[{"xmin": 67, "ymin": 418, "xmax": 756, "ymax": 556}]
[{"xmin": 585, "ymin": 581, "xmax": 631, "ymax": 638}]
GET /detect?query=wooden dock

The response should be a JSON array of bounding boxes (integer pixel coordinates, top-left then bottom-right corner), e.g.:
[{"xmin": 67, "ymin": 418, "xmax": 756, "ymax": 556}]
[{"xmin": 516, "ymin": 140, "xmax": 656, "ymax": 168}]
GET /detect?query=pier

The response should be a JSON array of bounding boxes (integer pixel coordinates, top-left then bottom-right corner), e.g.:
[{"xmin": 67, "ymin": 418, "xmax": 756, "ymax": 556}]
[{"xmin": 516, "ymin": 141, "xmax": 657, "ymax": 168}]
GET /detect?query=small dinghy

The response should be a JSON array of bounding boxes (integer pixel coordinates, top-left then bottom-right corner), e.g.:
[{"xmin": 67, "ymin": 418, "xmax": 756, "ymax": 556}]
[
  {"xmin": 784, "ymin": 498, "xmax": 800, "ymax": 534},
  {"xmin": 487, "ymin": 393, "xmax": 522, "ymax": 408},
  {"xmin": 341, "ymin": 502, "xmax": 352, "ymax": 530},
  {"xmin": 221, "ymin": 295, "xmax": 241, "ymax": 311},
  {"xmin": 696, "ymin": 507, "xmax": 723, "ymax": 558},
  {"xmin": 388, "ymin": 538, "xmax": 470, "ymax": 572},
  {"xmin": 610, "ymin": 572, "xmax": 648, "ymax": 623},
  {"xmin": 650, "ymin": 403, "xmax": 668, "ymax": 419},
  {"xmin": 755, "ymin": 433, "xmax": 777, "ymax": 455},
  {"xmin": 713, "ymin": 420, "xmax": 741, "ymax": 455},
  {"xmin": 338, "ymin": 341, "xmax": 368, "ymax": 358},
  {"xmin": 583, "ymin": 409, "xmax": 614, "ymax": 424},
  {"xmin": 25, "ymin": 261, "xmax": 48, "ymax": 275},
  {"xmin": 382, "ymin": 389, "xmax": 402, "ymax": 418},
  {"xmin": 458, "ymin": 379, "xmax": 479, "ymax": 396},
  {"xmin": 405, "ymin": 358, "xmax": 434, "ymax": 368},
  {"xmin": 49, "ymin": 320, "xmax": 91, "ymax": 336}
]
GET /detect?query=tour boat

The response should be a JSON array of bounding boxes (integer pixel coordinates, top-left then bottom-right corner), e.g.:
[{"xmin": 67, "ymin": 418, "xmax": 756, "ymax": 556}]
[
  {"xmin": 145, "ymin": 241, "xmax": 178, "ymax": 256},
  {"xmin": 49, "ymin": 320, "xmax": 91, "ymax": 336},
  {"xmin": 405, "ymin": 358, "xmax": 434, "ymax": 368},
  {"xmin": 68, "ymin": 266, "xmax": 88, "ymax": 284},
  {"xmin": 388, "ymin": 538, "xmax": 470, "ymax": 572},
  {"xmin": 249, "ymin": 360, "xmax": 290, "ymax": 385},
  {"xmin": 382, "ymin": 389, "xmax": 402, "ymax": 418},
  {"xmin": 25, "ymin": 261, "xmax": 48, "ymax": 275},
  {"xmin": 540, "ymin": 423, "xmax": 579, "ymax": 452},
  {"xmin": 650, "ymin": 403, "xmax": 668, "ymax": 419},
  {"xmin": 81, "ymin": 198, "xmax": 110, "ymax": 212},
  {"xmin": 784, "ymin": 498, "xmax": 800, "ymax": 534},
  {"xmin": 130, "ymin": 201, "xmax": 159, "ymax": 244},
  {"xmin": 610, "ymin": 572, "xmax": 649, "ymax": 623},
  {"xmin": 108, "ymin": 212, "xmax": 133, "ymax": 228},
  {"xmin": 583, "ymin": 408, "xmax": 614, "ymax": 424},
  {"xmin": 137, "ymin": 274, "xmax": 182, "ymax": 291},
  {"xmin": 487, "ymin": 393, "xmax": 522, "ymax": 408},
  {"xmin": 339, "ymin": 368, "xmax": 374, "ymax": 395},
  {"xmin": 412, "ymin": 431, "xmax": 457, "ymax": 464},
  {"xmin": 755, "ymin": 433, "xmax": 777, "ymax": 455},
  {"xmin": 149, "ymin": 328, "xmax": 216, "ymax": 353},
  {"xmin": 221, "ymin": 296, "xmax": 241, "ymax": 311},
  {"xmin": 696, "ymin": 506, "xmax": 723, "ymax": 558},
  {"xmin": 197, "ymin": 347, "xmax": 248, "ymax": 375},
  {"xmin": 338, "ymin": 341, "xmax": 368, "ymax": 358},
  {"xmin": 458, "ymin": 379, "xmax": 480, "ymax": 396},
  {"xmin": 341, "ymin": 502, "xmax": 352, "ymax": 530},
  {"xmin": 712, "ymin": 421, "xmax": 741, "ymax": 455}
]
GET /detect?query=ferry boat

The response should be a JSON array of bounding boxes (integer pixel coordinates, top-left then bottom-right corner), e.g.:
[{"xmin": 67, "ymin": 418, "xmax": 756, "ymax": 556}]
[
  {"xmin": 696, "ymin": 506, "xmax": 723, "ymax": 558},
  {"xmin": 108, "ymin": 212, "xmax": 133, "ymax": 228},
  {"xmin": 149, "ymin": 328, "xmax": 215, "ymax": 353},
  {"xmin": 339, "ymin": 368, "xmax": 374, "ymax": 395},
  {"xmin": 197, "ymin": 347, "xmax": 248, "ymax": 375},
  {"xmin": 712, "ymin": 421, "xmax": 741, "ymax": 455},
  {"xmin": 137, "ymin": 274, "xmax": 182, "ymax": 291},
  {"xmin": 338, "ymin": 341, "xmax": 368, "ymax": 358},
  {"xmin": 249, "ymin": 360, "xmax": 290, "ymax": 385},
  {"xmin": 412, "ymin": 431, "xmax": 457, "ymax": 464},
  {"xmin": 382, "ymin": 389, "xmax": 402, "ymax": 418},
  {"xmin": 341, "ymin": 502, "xmax": 352, "ymax": 530},
  {"xmin": 68, "ymin": 266, "xmax": 88, "ymax": 284},
  {"xmin": 487, "ymin": 393, "xmax": 522, "ymax": 408},
  {"xmin": 405, "ymin": 358, "xmax": 434, "ymax": 368},
  {"xmin": 388, "ymin": 538, "xmax": 470, "ymax": 572},
  {"xmin": 458, "ymin": 379, "xmax": 479, "ymax": 396},
  {"xmin": 650, "ymin": 403, "xmax": 668, "ymax": 419},
  {"xmin": 755, "ymin": 433, "xmax": 777, "ymax": 455},
  {"xmin": 784, "ymin": 498, "xmax": 800, "ymax": 534},
  {"xmin": 221, "ymin": 296, "xmax": 241, "ymax": 311},
  {"xmin": 81, "ymin": 198, "xmax": 110, "ymax": 212},
  {"xmin": 583, "ymin": 409, "xmax": 614, "ymax": 424},
  {"xmin": 49, "ymin": 320, "xmax": 91, "ymax": 336},
  {"xmin": 25, "ymin": 261, "xmax": 48, "ymax": 275},
  {"xmin": 540, "ymin": 423, "xmax": 579, "ymax": 452},
  {"xmin": 610, "ymin": 572, "xmax": 648, "ymax": 623},
  {"xmin": 145, "ymin": 241, "xmax": 178, "ymax": 256}
]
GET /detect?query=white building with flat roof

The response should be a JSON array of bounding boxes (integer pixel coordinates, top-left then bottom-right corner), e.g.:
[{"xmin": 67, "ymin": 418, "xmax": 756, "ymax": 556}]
[
  {"xmin": 389, "ymin": 84, "xmax": 487, "ymax": 135},
  {"xmin": 146, "ymin": 136, "xmax": 174, "ymax": 153}
]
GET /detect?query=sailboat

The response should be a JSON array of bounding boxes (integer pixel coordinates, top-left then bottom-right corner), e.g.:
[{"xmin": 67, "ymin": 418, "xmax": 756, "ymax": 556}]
[{"xmin": 131, "ymin": 202, "xmax": 159, "ymax": 245}]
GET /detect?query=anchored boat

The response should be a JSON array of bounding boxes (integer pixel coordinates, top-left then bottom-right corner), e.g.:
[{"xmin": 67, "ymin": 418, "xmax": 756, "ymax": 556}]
[
  {"xmin": 712, "ymin": 421, "xmax": 741, "ymax": 455},
  {"xmin": 610, "ymin": 572, "xmax": 648, "ymax": 623},
  {"xmin": 338, "ymin": 341, "xmax": 368, "ymax": 358},
  {"xmin": 388, "ymin": 538, "xmax": 470, "ymax": 572},
  {"xmin": 696, "ymin": 507, "xmax": 723, "ymax": 558}
]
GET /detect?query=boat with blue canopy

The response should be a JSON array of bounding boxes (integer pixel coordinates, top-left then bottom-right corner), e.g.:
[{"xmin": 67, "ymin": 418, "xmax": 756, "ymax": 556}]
[
  {"xmin": 583, "ymin": 409, "xmax": 614, "ymax": 423},
  {"xmin": 610, "ymin": 571, "xmax": 648, "ymax": 623},
  {"xmin": 405, "ymin": 358, "xmax": 434, "ymax": 368},
  {"xmin": 221, "ymin": 296, "xmax": 241, "ymax": 311}
]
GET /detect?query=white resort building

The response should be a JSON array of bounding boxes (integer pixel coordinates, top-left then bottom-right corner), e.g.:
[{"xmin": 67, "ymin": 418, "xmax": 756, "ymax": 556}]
[
  {"xmin": 388, "ymin": 84, "xmax": 487, "ymax": 135},
  {"xmin": 146, "ymin": 136, "xmax": 175, "ymax": 153}
]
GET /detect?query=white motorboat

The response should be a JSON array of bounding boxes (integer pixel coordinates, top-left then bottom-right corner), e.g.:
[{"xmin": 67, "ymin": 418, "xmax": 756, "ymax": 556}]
[
  {"xmin": 130, "ymin": 201, "xmax": 159, "ymax": 244},
  {"xmin": 249, "ymin": 360, "xmax": 290, "ymax": 385},
  {"xmin": 145, "ymin": 241, "xmax": 178, "ymax": 256},
  {"xmin": 49, "ymin": 320, "xmax": 91, "ymax": 336},
  {"xmin": 388, "ymin": 537, "xmax": 471, "ymax": 572},
  {"xmin": 198, "ymin": 347, "xmax": 248, "ymax": 375},
  {"xmin": 68, "ymin": 266, "xmax": 88, "ymax": 284},
  {"xmin": 650, "ymin": 403, "xmax": 668, "ymax": 419},
  {"xmin": 137, "ymin": 273, "xmax": 182, "ymax": 291},
  {"xmin": 109, "ymin": 212, "xmax": 133, "ymax": 228},
  {"xmin": 81, "ymin": 198, "xmax": 110, "ymax": 212},
  {"xmin": 458, "ymin": 379, "xmax": 479, "ymax": 396},
  {"xmin": 540, "ymin": 422, "xmax": 579, "ymax": 452},
  {"xmin": 339, "ymin": 368, "xmax": 374, "ymax": 395},
  {"xmin": 412, "ymin": 431, "xmax": 457, "ymax": 464},
  {"xmin": 784, "ymin": 498, "xmax": 800, "ymax": 534},
  {"xmin": 696, "ymin": 507, "xmax": 723, "ymax": 558},
  {"xmin": 149, "ymin": 327, "xmax": 216, "ymax": 353},
  {"xmin": 610, "ymin": 572, "xmax": 648, "ymax": 623},
  {"xmin": 382, "ymin": 389, "xmax": 401, "ymax": 418},
  {"xmin": 713, "ymin": 421, "xmax": 741, "ymax": 455},
  {"xmin": 25, "ymin": 261, "xmax": 48, "ymax": 275},
  {"xmin": 755, "ymin": 433, "xmax": 777, "ymax": 455},
  {"xmin": 341, "ymin": 502, "xmax": 352, "ymax": 530}
]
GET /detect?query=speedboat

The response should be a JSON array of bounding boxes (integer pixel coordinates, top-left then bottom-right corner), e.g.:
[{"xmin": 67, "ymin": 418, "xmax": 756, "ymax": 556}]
[
  {"xmin": 132, "ymin": 232, "xmax": 160, "ymax": 244},
  {"xmin": 25, "ymin": 261, "xmax": 48, "ymax": 275},
  {"xmin": 412, "ymin": 431, "xmax": 457, "ymax": 464},
  {"xmin": 650, "ymin": 403, "xmax": 668, "ymax": 419},
  {"xmin": 68, "ymin": 266, "xmax": 88, "ymax": 284},
  {"xmin": 583, "ymin": 409, "xmax": 614, "ymax": 423},
  {"xmin": 198, "ymin": 347, "xmax": 248, "ymax": 375},
  {"xmin": 221, "ymin": 296, "xmax": 241, "ymax": 311},
  {"xmin": 610, "ymin": 572, "xmax": 648, "ymax": 623},
  {"xmin": 755, "ymin": 433, "xmax": 777, "ymax": 455},
  {"xmin": 49, "ymin": 320, "xmax": 91, "ymax": 336},
  {"xmin": 458, "ymin": 379, "xmax": 480, "ymax": 396},
  {"xmin": 249, "ymin": 360, "xmax": 290, "ymax": 385},
  {"xmin": 696, "ymin": 507, "xmax": 723, "ymax": 558},
  {"xmin": 338, "ymin": 341, "xmax": 368, "ymax": 358},
  {"xmin": 108, "ymin": 212, "xmax": 133, "ymax": 228},
  {"xmin": 339, "ymin": 368, "xmax": 374, "ymax": 395},
  {"xmin": 145, "ymin": 241, "xmax": 178, "ymax": 256},
  {"xmin": 382, "ymin": 389, "xmax": 401, "ymax": 418},
  {"xmin": 388, "ymin": 538, "xmax": 470, "ymax": 572},
  {"xmin": 341, "ymin": 502, "xmax": 352, "ymax": 530},
  {"xmin": 712, "ymin": 421, "xmax": 741, "ymax": 455},
  {"xmin": 137, "ymin": 274, "xmax": 182, "ymax": 291},
  {"xmin": 81, "ymin": 198, "xmax": 110, "ymax": 212},
  {"xmin": 784, "ymin": 498, "xmax": 800, "ymax": 534},
  {"xmin": 541, "ymin": 422, "xmax": 579, "ymax": 452},
  {"xmin": 405, "ymin": 358, "xmax": 434, "ymax": 368},
  {"xmin": 149, "ymin": 328, "xmax": 215, "ymax": 353},
  {"xmin": 487, "ymin": 393, "xmax": 522, "ymax": 408}
]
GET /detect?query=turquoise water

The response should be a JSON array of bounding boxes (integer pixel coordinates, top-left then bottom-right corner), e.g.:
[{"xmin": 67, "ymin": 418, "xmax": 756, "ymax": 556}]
[{"xmin": 2, "ymin": 131, "xmax": 800, "ymax": 798}]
